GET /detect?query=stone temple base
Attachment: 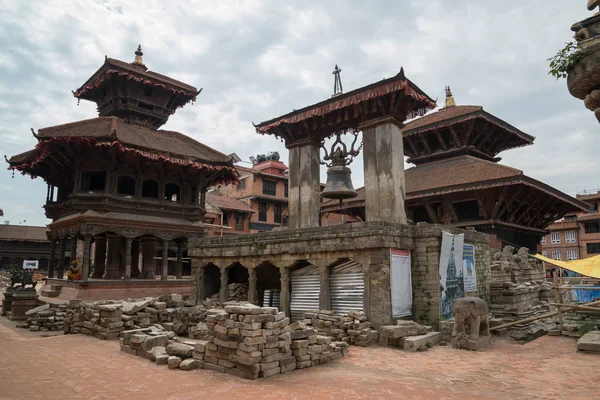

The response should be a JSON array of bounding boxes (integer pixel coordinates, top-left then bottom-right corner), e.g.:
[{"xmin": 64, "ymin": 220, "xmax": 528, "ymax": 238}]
[
  {"xmin": 8, "ymin": 289, "xmax": 40, "ymax": 321},
  {"xmin": 44, "ymin": 278, "xmax": 191, "ymax": 301}
]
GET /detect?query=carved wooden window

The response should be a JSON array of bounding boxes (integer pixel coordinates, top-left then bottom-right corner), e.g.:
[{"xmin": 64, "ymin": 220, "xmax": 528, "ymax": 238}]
[
  {"xmin": 117, "ymin": 176, "xmax": 136, "ymax": 197},
  {"xmin": 222, "ymin": 212, "xmax": 230, "ymax": 227},
  {"xmin": 82, "ymin": 171, "xmax": 106, "ymax": 192},
  {"xmin": 262, "ymin": 180, "xmax": 276, "ymax": 196},
  {"xmin": 258, "ymin": 202, "xmax": 268, "ymax": 222},
  {"xmin": 165, "ymin": 183, "xmax": 180, "ymax": 202},
  {"xmin": 142, "ymin": 180, "xmax": 159, "ymax": 199}
]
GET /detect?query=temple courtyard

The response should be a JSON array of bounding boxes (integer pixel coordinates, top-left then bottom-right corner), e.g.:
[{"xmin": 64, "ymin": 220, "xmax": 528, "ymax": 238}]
[{"xmin": 0, "ymin": 319, "xmax": 597, "ymax": 400}]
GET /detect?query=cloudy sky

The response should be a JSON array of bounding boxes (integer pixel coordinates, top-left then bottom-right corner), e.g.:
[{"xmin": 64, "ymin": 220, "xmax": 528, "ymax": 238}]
[{"xmin": 0, "ymin": 0, "xmax": 597, "ymax": 227}]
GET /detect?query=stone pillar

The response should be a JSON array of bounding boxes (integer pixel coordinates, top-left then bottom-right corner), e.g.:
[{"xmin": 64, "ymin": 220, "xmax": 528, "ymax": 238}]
[
  {"xmin": 140, "ymin": 238, "xmax": 157, "ymax": 279},
  {"xmin": 161, "ymin": 240, "xmax": 169, "ymax": 281},
  {"xmin": 48, "ymin": 240, "xmax": 56, "ymax": 278},
  {"xmin": 70, "ymin": 237, "xmax": 79, "ymax": 265},
  {"xmin": 82, "ymin": 235, "xmax": 92, "ymax": 282},
  {"xmin": 124, "ymin": 238, "xmax": 133, "ymax": 280},
  {"xmin": 288, "ymin": 142, "xmax": 321, "ymax": 229},
  {"xmin": 56, "ymin": 239, "xmax": 66, "ymax": 279},
  {"xmin": 279, "ymin": 266, "xmax": 291, "ymax": 317},
  {"xmin": 91, "ymin": 236, "xmax": 106, "ymax": 278},
  {"xmin": 131, "ymin": 240, "xmax": 140, "ymax": 278},
  {"xmin": 361, "ymin": 117, "xmax": 407, "ymax": 224},
  {"xmin": 103, "ymin": 234, "xmax": 122, "ymax": 279},
  {"xmin": 219, "ymin": 266, "xmax": 229, "ymax": 304},
  {"xmin": 194, "ymin": 262, "xmax": 206, "ymax": 303},
  {"xmin": 248, "ymin": 267, "xmax": 257, "ymax": 304},
  {"xmin": 176, "ymin": 242, "xmax": 183, "ymax": 280}
]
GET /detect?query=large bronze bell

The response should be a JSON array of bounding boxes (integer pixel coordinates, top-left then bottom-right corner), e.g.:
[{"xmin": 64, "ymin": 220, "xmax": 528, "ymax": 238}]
[{"xmin": 322, "ymin": 161, "xmax": 358, "ymax": 200}]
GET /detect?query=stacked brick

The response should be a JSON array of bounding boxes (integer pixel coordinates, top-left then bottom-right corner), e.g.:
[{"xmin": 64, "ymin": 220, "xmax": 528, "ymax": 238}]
[
  {"xmin": 379, "ymin": 320, "xmax": 440, "ymax": 351},
  {"xmin": 15, "ymin": 303, "xmax": 67, "ymax": 332},
  {"xmin": 303, "ymin": 310, "xmax": 378, "ymax": 346}
]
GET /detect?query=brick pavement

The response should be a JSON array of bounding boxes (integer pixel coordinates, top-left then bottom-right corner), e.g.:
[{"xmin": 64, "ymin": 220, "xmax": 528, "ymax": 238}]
[{"xmin": 0, "ymin": 320, "xmax": 598, "ymax": 400}]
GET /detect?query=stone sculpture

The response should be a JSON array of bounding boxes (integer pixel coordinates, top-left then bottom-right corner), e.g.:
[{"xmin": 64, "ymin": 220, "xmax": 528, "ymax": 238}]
[
  {"xmin": 452, "ymin": 297, "xmax": 492, "ymax": 350},
  {"xmin": 589, "ymin": 0, "xmax": 600, "ymax": 12}
]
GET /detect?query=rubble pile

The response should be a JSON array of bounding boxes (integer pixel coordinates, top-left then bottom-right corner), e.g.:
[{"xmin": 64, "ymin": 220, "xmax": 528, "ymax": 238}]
[
  {"xmin": 15, "ymin": 303, "xmax": 67, "ymax": 332},
  {"xmin": 119, "ymin": 304, "xmax": 349, "ymax": 379},
  {"xmin": 303, "ymin": 310, "xmax": 379, "ymax": 346},
  {"xmin": 560, "ymin": 311, "xmax": 600, "ymax": 338},
  {"xmin": 488, "ymin": 246, "xmax": 556, "ymax": 340},
  {"xmin": 0, "ymin": 271, "xmax": 10, "ymax": 288},
  {"xmin": 210, "ymin": 282, "xmax": 249, "ymax": 302},
  {"xmin": 379, "ymin": 320, "xmax": 440, "ymax": 351}
]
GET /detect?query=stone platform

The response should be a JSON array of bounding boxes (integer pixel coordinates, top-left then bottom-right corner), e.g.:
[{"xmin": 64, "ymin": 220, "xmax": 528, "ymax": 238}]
[{"xmin": 43, "ymin": 278, "xmax": 191, "ymax": 301}]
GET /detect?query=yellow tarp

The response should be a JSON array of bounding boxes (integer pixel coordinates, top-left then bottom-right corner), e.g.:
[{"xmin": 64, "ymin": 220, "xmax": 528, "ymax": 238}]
[{"xmin": 533, "ymin": 253, "xmax": 600, "ymax": 279}]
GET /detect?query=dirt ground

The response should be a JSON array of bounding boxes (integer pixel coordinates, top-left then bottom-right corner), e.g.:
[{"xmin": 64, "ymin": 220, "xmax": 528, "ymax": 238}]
[{"xmin": 0, "ymin": 318, "xmax": 599, "ymax": 400}]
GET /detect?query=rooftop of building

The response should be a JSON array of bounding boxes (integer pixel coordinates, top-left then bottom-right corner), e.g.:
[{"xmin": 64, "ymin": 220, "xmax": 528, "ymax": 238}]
[
  {"xmin": 0, "ymin": 225, "xmax": 49, "ymax": 242},
  {"xmin": 206, "ymin": 193, "xmax": 255, "ymax": 213}
]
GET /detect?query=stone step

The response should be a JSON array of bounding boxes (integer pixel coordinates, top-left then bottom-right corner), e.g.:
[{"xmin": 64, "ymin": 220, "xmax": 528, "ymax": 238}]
[
  {"xmin": 403, "ymin": 332, "xmax": 441, "ymax": 352},
  {"xmin": 41, "ymin": 289, "xmax": 61, "ymax": 298}
]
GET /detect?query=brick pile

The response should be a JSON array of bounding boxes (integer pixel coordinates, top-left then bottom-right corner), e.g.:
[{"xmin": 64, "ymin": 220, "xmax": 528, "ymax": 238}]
[
  {"xmin": 303, "ymin": 310, "xmax": 379, "ymax": 346},
  {"xmin": 210, "ymin": 282, "xmax": 249, "ymax": 302},
  {"xmin": 378, "ymin": 320, "xmax": 440, "ymax": 351},
  {"xmin": 119, "ymin": 304, "xmax": 350, "ymax": 379},
  {"xmin": 15, "ymin": 303, "xmax": 67, "ymax": 332}
]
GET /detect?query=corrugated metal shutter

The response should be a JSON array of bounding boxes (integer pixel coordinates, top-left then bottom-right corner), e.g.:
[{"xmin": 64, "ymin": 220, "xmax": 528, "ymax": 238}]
[
  {"xmin": 290, "ymin": 265, "xmax": 320, "ymax": 321},
  {"xmin": 330, "ymin": 260, "xmax": 364, "ymax": 315}
]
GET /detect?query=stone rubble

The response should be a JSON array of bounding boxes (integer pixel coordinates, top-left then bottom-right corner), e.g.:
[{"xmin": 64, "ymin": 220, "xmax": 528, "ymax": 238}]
[
  {"xmin": 14, "ymin": 303, "xmax": 67, "ymax": 332},
  {"xmin": 378, "ymin": 320, "xmax": 439, "ymax": 351},
  {"xmin": 118, "ymin": 304, "xmax": 349, "ymax": 379},
  {"xmin": 210, "ymin": 282, "xmax": 249, "ymax": 302},
  {"xmin": 302, "ymin": 310, "xmax": 379, "ymax": 346}
]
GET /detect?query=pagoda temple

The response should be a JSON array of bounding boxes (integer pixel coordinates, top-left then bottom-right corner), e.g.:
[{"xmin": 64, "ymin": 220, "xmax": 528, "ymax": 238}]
[
  {"xmin": 6, "ymin": 46, "xmax": 237, "ymax": 292},
  {"xmin": 321, "ymin": 88, "xmax": 589, "ymax": 250}
]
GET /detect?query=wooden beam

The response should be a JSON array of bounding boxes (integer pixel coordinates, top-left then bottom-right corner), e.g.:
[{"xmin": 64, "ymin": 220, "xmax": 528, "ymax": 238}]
[
  {"xmin": 515, "ymin": 196, "xmax": 540, "ymax": 225},
  {"xmin": 496, "ymin": 186, "xmax": 525, "ymax": 220},
  {"xmin": 463, "ymin": 119, "xmax": 476, "ymax": 146},
  {"xmin": 449, "ymin": 126, "xmax": 462, "ymax": 147},
  {"xmin": 491, "ymin": 186, "xmax": 509, "ymax": 219},
  {"xmin": 443, "ymin": 197, "xmax": 458, "ymax": 223},
  {"xmin": 388, "ymin": 91, "xmax": 397, "ymax": 113},
  {"xmin": 527, "ymin": 199, "xmax": 552, "ymax": 226},
  {"xmin": 434, "ymin": 130, "xmax": 448, "ymax": 151},
  {"xmin": 475, "ymin": 191, "xmax": 489, "ymax": 219},
  {"xmin": 491, "ymin": 133, "xmax": 512, "ymax": 156},
  {"xmin": 424, "ymin": 203, "xmax": 439, "ymax": 224},
  {"xmin": 405, "ymin": 136, "xmax": 420, "ymax": 157},
  {"xmin": 474, "ymin": 123, "xmax": 496, "ymax": 149},
  {"xmin": 419, "ymin": 132, "xmax": 432, "ymax": 154}
]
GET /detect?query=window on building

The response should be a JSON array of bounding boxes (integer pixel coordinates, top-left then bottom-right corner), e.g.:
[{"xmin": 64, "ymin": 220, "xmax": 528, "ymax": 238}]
[
  {"xmin": 274, "ymin": 205, "xmax": 283, "ymax": 224},
  {"xmin": 567, "ymin": 249, "xmax": 578, "ymax": 260},
  {"xmin": 551, "ymin": 250, "xmax": 561, "ymax": 260},
  {"xmin": 82, "ymin": 171, "xmax": 106, "ymax": 192},
  {"xmin": 263, "ymin": 180, "xmax": 277, "ymax": 196},
  {"xmin": 564, "ymin": 215, "xmax": 577, "ymax": 221},
  {"xmin": 117, "ymin": 176, "xmax": 136, "ymax": 197},
  {"xmin": 238, "ymin": 179, "xmax": 246, "ymax": 190},
  {"xmin": 542, "ymin": 251, "xmax": 548, "ymax": 257},
  {"xmin": 235, "ymin": 214, "xmax": 243, "ymax": 230},
  {"xmin": 258, "ymin": 202, "xmax": 268, "ymax": 222},
  {"xmin": 164, "ymin": 183, "xmax": 180, "ymax": 202},
  {"xmin": 565, "ymin": 231, "xmax": 576, "ymax": 243},
  {"xmin": 222, "ymin": 212, "xmax": 229, "ymax": 227},
  {"xmin": 141, "ymin": 180, "xmax": 159, "ymax": 199},
  {"xmin": 284, "ymin": 183, "xmax": 288, "ymax": 198},
  {"xmin": 541, "ymin": 236, "xmax": 546, "ymax": 244},
  {"xmin": 551, "ymin": 232, "xmax": 560, "ymax": 244},
  {"xmin": 584, "ymin": 221, "xmax": 600, "ymax": 234},
  {"xmin": 587, "ymin": 242, "xmax": 600, "ymax": 254}
]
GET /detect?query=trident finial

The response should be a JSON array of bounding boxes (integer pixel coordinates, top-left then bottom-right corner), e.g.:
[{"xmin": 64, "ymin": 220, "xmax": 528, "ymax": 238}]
[
  {"xmin": 133, "ymin": 45, "xmax": 144, "ymax": 65},
  {"xmin": 332, "ymin": 65, "xmax": 343, "ymax": 98}
]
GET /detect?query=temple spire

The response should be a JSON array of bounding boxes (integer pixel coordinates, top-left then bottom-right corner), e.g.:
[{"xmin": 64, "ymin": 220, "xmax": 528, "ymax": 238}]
[
  {"xmin": 332, "ymin": 65, "xmax": 343, "ymax": 98},
  {"xmin": 133, "ymin": 45, "xmax": 144, "ymax": 66},
  {"xmin": 444, "ymin": 86, "xmax": 456, "ymax": 108}
]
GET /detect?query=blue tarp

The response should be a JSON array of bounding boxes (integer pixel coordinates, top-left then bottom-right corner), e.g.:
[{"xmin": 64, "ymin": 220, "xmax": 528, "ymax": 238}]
[{"xmin": 573, "ymin": 287, "xmax": 600, "ymax": 303}]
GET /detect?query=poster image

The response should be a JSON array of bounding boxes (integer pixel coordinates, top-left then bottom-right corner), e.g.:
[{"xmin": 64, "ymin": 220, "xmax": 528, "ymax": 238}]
[
  {"xmin": 439, "ymin": 232, "xmax": 464, "ymax": 319},
  {"xmin": 462, "ymin": 244, "xmax": 477, "ymax": 292},
  {"xmin": 390, "ymin": 249, "xmax": 412, "ymax": 318}
]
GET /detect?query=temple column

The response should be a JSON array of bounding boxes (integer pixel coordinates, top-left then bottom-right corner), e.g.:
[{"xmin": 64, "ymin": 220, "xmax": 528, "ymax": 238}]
[
  {"xmin": 82, "ymin": 235, "xmax": 92, "ymax": 282},
  {"xmin": 248, "ymin": 267, "xmax": 257, "ymax": 304},
  {"xmin": 195, "ymin": 262, "xmax": 206, "ymax": 303},
  {"xmin": 91, "ymin": 236, "xmax": 106, "ymax": 278},
  {"xmin": 140, "ymin": 238, "xmax": 157, "ymax": 279},
  {"xmin": 48, "ymin": 240, "xmax": 56, "ymax": 279},
  {"xmin": 56, "ymin": 239, "xmax": 66, "ymax": 279},
  {"xmin": 176, "ymin": 242, "xmax": 183, "ymax": 279},
  {"xmin": 316, "ymin": 262, "xmax": 331, "ymax": 311},
  {"xmin": 161, "ymin": 240, "xmax": 169, "ymax": 281},
  {"xmin": 70, "ymin": 237, "xmax": 79, "ymax": 265},
  {"xmin": 360, "ymin": 117, "xmax": 407, "ymax": 224},
  {"xmin": 279, "ymin": 266, "xmax": 291, "ymax": 317},
  {"xmin": 288, "ymin": 142, "xmax": 321, "ymax": 229},
  {"xmin": 124, "ymin": 238, "xmax": 133, "ymax": 280},
  {"xmin": 103, "ymin": 234, "xmax": 122, "ymax": 279},
  {"xmin": 131, "ymin": 240, "xmax": 140, "ymax": 278},
  {"xmin": 219, "ymin": 266, "xmax": 229, "ymax": 304}
]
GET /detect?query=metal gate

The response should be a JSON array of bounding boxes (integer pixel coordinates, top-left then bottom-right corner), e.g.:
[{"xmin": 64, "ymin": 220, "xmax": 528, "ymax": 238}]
[
  {"xmin": 330, "ymin": 260, "xmax": 364, "ymax": 315},
  {"xmin": 290, "ymin": 265, "xmax": 320, "ymax": 321}
]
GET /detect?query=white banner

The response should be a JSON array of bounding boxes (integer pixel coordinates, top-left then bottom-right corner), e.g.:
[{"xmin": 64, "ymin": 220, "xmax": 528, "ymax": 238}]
[
  {"xmin": 439, "ymin": 232, "xmax": 464, "ymax": 319},
  {"xmin": 462, "ymin": 244, "xmax": 477, "ymax": 292},
  {"xmin": 390, "ymin": 249, "xmax": 412, "ymax": 317},
  {"xmin": 23, "ymin": 260, "xmax": 39, "ymax": 269}
]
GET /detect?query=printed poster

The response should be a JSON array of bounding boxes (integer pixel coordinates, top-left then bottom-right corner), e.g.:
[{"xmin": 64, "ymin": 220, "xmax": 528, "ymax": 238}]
[
  {"xmin": 462, "ymin": 244, "xmax": 477, "ymax": 292},
  {"xmin": 439, "ymin": 232, "xmax": 464, "ymax": 319},
  {"xmin": 390, "ymin": 249, "xmax": 412, "ymax": 317}
]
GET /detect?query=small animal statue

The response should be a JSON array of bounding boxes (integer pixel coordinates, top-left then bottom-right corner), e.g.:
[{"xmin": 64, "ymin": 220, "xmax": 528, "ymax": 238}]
[
  {"xmin": 452, "ymin": 297, "xmax": 490, "ymax": 341},
  {"xmin": 9, "ymin": 265, "xmax": 23, "ymax": 287}
]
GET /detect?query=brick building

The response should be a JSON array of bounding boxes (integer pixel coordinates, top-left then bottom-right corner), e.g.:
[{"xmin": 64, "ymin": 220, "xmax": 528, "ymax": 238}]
[
  {"xmin": 540, "ymin": 190, "xmax": 600, "ymax": 261},
  {"xmin": 213, "ymin": 154, "xmax": 290, "ymax": 232},
  {"xmin": 204, "ymin": 193, "xmax": 255, "ymax": 236}
]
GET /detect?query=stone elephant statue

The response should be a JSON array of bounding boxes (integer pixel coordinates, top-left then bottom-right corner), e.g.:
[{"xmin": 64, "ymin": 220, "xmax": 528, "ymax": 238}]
[{"xmin": 452, "ymin": 297, "xmax": 489, "ymax": 340}]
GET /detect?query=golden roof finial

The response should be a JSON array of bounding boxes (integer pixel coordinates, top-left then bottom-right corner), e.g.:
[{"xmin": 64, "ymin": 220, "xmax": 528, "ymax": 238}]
[
  {"xmin": 444, "ymin": 86, "xmax": 456, "ymax": 108},
  {"xmin": 133, "ymin": 44, "xmax": 144, "ymax": 65}
]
